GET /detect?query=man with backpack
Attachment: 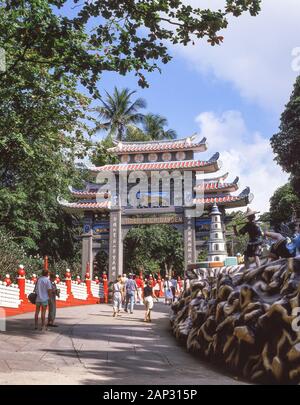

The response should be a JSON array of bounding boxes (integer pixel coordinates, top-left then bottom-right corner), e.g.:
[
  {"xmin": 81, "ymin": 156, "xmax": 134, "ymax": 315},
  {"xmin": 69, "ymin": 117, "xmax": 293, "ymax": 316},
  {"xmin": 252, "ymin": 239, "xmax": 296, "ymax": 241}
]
[{"xmin": 124, "ymin": 273, "xmax": 137, "ymax": 314}]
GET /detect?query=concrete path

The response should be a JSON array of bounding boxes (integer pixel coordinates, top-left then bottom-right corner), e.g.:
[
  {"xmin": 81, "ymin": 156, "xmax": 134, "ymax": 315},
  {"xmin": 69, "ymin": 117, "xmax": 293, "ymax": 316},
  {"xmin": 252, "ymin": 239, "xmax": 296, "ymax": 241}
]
[{"xmin": 0, "ymin": 303, "xmax": 246, "ymax": 385}]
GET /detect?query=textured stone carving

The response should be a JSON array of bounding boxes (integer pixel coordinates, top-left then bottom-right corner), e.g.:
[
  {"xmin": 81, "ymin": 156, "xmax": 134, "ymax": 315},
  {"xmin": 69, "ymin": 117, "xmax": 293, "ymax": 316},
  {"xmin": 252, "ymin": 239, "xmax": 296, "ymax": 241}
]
[{"xmin": 170, "ymin": 258, "xmax": 300, "ymax": 384}]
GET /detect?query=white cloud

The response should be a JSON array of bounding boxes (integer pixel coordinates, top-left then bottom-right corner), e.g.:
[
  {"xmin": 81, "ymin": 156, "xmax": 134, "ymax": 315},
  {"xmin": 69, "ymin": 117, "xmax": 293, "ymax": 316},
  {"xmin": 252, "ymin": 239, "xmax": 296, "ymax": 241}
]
[
  {"xmin": 195, "ymin": 110, "xmax": 288, "ymax": 212},
  {"xmin": 174, "ymin": 0, "xmax": 300, "ymax": 111}
]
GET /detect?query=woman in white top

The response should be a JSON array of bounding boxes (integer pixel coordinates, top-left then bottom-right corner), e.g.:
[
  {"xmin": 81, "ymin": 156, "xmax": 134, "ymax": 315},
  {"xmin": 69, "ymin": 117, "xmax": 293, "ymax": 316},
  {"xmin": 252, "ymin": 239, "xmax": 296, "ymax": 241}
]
[
  {"xmin": 164, "ymin": 276, "xmax": 173, "ymax": 305},
  {"xmin": 112, "ymin": 275, "xmax": 123, "ymax": 317}
]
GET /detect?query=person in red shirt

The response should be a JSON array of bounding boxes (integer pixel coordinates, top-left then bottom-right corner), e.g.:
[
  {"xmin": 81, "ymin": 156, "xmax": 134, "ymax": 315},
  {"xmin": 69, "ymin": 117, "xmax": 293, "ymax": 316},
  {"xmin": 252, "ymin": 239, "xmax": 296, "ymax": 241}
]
[{"xmin": 135, "ymin": 276, "xmax": 144, "ymax": 304}]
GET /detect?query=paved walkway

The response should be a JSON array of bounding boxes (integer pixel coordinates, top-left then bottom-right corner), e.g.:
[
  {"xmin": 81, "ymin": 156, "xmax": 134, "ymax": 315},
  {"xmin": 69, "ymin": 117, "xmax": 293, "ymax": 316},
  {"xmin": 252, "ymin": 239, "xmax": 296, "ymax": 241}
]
[{"xmin": 0, "ymin": 303, "xmax": 246, "ymax": 385}]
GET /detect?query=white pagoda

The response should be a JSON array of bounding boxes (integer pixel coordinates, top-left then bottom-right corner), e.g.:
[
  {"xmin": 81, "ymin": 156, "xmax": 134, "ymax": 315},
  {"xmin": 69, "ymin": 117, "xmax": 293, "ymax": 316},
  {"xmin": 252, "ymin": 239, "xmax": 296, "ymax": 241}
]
[{"xmin": 207, "ymin": 203, "xmax": 228, "ymax": 262}]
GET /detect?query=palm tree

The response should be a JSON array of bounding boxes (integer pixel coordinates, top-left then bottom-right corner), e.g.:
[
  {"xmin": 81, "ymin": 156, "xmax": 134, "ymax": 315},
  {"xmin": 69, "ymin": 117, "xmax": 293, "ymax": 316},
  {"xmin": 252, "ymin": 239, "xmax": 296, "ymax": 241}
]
[
  {"xmin": 94, "ymin": 87, "xmax": 146, "ymax": 141},
  {"xmin": 141, "ymin": 113, "xmax": 177, "ymax": 140}
]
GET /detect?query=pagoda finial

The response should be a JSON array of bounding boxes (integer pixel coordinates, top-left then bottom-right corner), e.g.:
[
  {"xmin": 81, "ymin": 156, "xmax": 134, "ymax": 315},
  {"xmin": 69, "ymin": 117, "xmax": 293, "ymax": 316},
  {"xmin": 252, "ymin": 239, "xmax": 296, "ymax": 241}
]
[{"xmin": 210, "ymin": 202, "xmax": 221, "ymax": 216}]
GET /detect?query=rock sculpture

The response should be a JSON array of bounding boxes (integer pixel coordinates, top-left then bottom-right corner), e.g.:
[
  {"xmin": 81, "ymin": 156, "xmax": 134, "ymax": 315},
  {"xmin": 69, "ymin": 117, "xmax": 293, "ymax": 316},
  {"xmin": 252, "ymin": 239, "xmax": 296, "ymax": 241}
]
[{"xmin": 171, "ymin": 258, "xmax": 300, "ymax": 383}]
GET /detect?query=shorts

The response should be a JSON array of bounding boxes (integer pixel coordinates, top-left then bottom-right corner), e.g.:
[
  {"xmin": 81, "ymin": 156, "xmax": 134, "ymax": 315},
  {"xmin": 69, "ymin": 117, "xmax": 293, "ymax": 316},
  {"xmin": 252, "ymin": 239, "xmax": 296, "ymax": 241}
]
[
  {"xmin": 144, "ymin": 296, "xmax": 154, "ymax": 310},
  {"xmin": 36, "ymin": 301, "xmax": 48, "ymax": 307},
  {"xmin": 270, "ymin": 239, "xmax": 293, "ymax": 260},
  {"xmin": 244, "ymin": 243, "xmax": 262, "ymax": 258},
  {"xmin": 165, "ymin": 288, "xmax": 173, "ymax": 299}
]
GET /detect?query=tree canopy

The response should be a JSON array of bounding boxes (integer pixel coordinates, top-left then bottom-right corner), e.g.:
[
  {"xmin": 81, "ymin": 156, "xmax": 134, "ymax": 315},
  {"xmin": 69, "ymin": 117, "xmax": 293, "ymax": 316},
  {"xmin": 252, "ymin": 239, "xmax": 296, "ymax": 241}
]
[
  {"xmin": 1, "ymin": 0, "xmax": 261, "ymax": 92},
  {"xmin": 271, "ymin": 76, "xmax": 300, "ymax": 197},
  {"xmin": 0, "ymin": 0, "xmax": 262, "ymax": 270},
  {"xmin": 0, "ymin": 1, "xmax": 93, "ymax": 260},
  {"xmin": 269, "ymin": 183, "xmax": 300, "ymax": 230},
  {"xmin": 124, "ymin": 224, "xmax": 184, "ymax": 276},
  {"xmin": 141, "ymin": 113, "xmax": 177, "ymax": 140},
  {"xmin": 94, "ymin": 87, "xmax": 147, "ymax": 140}
]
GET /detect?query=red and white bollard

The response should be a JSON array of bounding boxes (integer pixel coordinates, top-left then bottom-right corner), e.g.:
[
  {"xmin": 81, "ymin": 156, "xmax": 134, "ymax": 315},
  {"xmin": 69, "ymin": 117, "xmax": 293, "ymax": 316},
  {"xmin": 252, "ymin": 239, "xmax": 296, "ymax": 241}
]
[
  {"xmin": 4, "ymin": 274, "xmax": 12, "ymax": 286},
  {"xmin": 17, "ymin": 264, "xmax": 26, "ymax": 303},
  {"xmin": 65, "ymin": 269, "xmax": 72, "ymax": 299},
  {"xmin": 85, "ymin": 271, "xmax": 92, "ymax": 299},
  {"xmin": 102, "ymin": 272, "xmax": 108, "ymax": 304}
]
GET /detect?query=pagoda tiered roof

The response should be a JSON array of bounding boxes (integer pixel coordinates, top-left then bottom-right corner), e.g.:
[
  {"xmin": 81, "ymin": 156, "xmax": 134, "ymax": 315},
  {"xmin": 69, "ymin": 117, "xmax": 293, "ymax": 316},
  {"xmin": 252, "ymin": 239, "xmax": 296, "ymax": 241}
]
[
  {"xmin": 202, "ymin": 172, "xmax": 229, "ymax": 182},
  {"xmin": 57, "ymin": 197, "xmax": 111, "ymax": 212},
  {"xmin": 59, "ymin": 136, "xmax": 252, "ymax": 211},
  {"xmin": 108, "ymin": 135, "xmax": 207, "ymax": 154},
  {"xmin": 195, "ymin": 176, "xmax": 239, "ymax": 193},
  {"xmin": 89, "ymin": 153, "xmax": 220, "ymax": 174},
  {"xmin": 68, "ymin": 185, "xmax": 110, "ymax": 199},
  {"xmin": 193, "ymin": 187, "xmax": 253, "ymax": 208}
]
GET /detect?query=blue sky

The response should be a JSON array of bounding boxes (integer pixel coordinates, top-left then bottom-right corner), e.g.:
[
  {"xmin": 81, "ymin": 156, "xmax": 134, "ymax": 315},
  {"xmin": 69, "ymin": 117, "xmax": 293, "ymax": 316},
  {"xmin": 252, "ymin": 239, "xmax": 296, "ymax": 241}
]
[
  {"xmin": 98, "ymin": 55, "xmax": 278, "ymax": 142},
  {"xmin": 61, "ymin": 0, "xmax": 300, "ymax": 212}
]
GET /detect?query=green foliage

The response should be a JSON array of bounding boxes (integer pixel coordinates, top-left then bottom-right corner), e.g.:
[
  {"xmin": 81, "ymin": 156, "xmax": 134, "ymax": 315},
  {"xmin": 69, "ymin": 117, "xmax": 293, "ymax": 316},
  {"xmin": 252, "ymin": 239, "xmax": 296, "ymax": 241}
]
[
  {"xmin": 124, "ymin": 224, "xmax": 184, "ymax": 276},
  {"xmin": 271, "ymin": 76, "xmax": 300, "ymax": 197},
  {"xmin": 139, "ymin": 113, "xmax": 177, "ymax": 140},
  {"xmin": 94, "ymin": 87, "xmax": 147, "ymax": 140},
  {"xmin": 125, "ymin": 125, "xmax": 150, "ymax": 142},
  {"xmin": 259, "ymin": 212, "xmax": 271, "ymax": 224},
  {"xmin": 197, "ymin": 249, "xmax": 208, "ymax": 262},
  {"xmin": 94, "ymin": 249, "xmax": 109, "ymax": 277},
  {"xmin": 226, "ymin": 211, "xmax": 251, "ymax": 255},
  {"xmin": 0, "ymin": 1, "xmax": 261, "ymax": 93},
  {"xmin": 0, "ymin": 2, "xmax": 93, "ymax": 261},
  {"xmin": 90, "ymin": 135, "xmax": 119, "ymax": 166},
  {"xmin": 269, "ymin": 183, "xmax": 300, "ymax": 229},
  {"xmin": 0, "ymin": 228, "xmax": 82, "ymax": 281},
  {"xmin": 48, "ymin": 259, "xmax": 81, "ymax": 280},
  {"xmin": 52, "ymin": 0, "xmax": 260, "ymax": 89},
  {"xmin": 0, "ymin": 229, "xmax": 43, "ymax": 281},
  {"xmin": 92, "ymin": 88, "xmax": 177, "ymax": 167},
  {"xmin": 0, "ymin": 0, "xmax": 261, "ymax": 269}
]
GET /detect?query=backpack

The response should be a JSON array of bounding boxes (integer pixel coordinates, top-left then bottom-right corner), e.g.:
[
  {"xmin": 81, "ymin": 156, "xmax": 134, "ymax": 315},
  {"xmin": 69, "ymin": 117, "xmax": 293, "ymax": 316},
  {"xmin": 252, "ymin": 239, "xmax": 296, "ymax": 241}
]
[{"xmin": 28, "ymin": 279, "xmax": 39, "ymax": 305}]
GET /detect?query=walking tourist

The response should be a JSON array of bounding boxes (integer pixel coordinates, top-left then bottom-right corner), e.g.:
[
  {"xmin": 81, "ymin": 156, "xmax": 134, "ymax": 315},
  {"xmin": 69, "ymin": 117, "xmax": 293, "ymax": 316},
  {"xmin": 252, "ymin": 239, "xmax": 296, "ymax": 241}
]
[
  {"xmin": 143, "ymin": 280, "xmax": 158, "ymax": 322},
  {"xmin": 233, "ymin": 207, "xmax": 263, "ymax": 269},
  {"xmin": 112, "ymin": 275, "xmax": 123, "ymax": 317},
  {"xmin": 47, "ymin": 273, "xmax": 59, "ymax": 327},
  {"xmin": 135, "ymin": 275, "xmax": 144, "ymax": 304},
  {"xmin": 170, "ymin": 275, "xmax": 177, "ymax": 302},
  {"xmin": 153, "ymin": 279, "xmax": 160, "ymax": 298},
  {"xmin": 124, "ymin": 273, "xmax": 137, "ymax": 314},
  {"xmin": 34, "ymin": 269, "xmax": 53, "ymax": 331},
  {"xmin": 121, "ymin": 273, "xmax": 127, "ymax": 306},
  {"xmin": 177, "ymin": 276, "xmax": 183, "ymax": 295},
  {"xmin": 164, "ymin": 275, "xmax": 173, "ymax": 305}
]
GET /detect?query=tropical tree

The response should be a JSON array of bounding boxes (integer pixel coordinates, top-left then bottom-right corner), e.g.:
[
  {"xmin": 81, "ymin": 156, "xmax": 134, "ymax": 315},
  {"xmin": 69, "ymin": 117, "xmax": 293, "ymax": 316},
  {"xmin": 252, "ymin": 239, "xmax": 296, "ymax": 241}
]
[
  {"xmin": 125, "ymin": 125, "xmax": 149, "ymax": 142},
  {"xmin": 94, "ymin": 87, "xmax": 146, "ymax": 140},
  {"xmin": 0, "ymin": 0, "xmax": 262, "ymax": 266},
  {"xmin": 141, "ymin": 113, "xmax": 177, "ymax": 140},
  {"xmin": 271, "ymin": 76, "xmax": 300, "ymax": 197},
  {"xmin": 269, "ymin": 183, "xmax": 300, "ymax": 229}
]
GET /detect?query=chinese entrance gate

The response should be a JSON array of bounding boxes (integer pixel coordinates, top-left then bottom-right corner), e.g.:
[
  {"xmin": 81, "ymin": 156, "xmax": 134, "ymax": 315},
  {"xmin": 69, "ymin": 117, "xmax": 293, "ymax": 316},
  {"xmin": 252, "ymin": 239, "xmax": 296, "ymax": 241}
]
[{"xmin": 59, "ymin": 136, "xmax": 252, "ymax": 280}]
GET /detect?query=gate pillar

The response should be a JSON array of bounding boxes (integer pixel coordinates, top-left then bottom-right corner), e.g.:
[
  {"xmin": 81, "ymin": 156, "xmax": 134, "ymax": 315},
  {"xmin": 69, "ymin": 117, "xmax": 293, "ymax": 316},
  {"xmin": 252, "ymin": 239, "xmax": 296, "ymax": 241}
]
[
  {"xmin": 183, "ymin": 211, "xmax": 196, "ymax": 272},
  {"xmin": 108, "ymin": 208, "xmax": 123, "ymax": 281}
]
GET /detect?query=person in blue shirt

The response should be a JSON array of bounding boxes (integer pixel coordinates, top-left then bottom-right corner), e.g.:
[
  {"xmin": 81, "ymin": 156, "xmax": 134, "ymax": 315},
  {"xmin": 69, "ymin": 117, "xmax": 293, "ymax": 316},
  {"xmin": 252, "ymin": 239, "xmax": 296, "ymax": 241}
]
[{"xmin": 124, "ymin": 274, "xmax": 137, "ymax": 314}]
